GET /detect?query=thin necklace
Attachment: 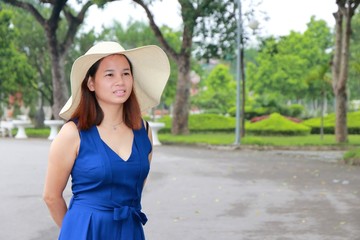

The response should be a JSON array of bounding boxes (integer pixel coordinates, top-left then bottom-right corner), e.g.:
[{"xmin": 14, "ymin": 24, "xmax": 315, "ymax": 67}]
[{"xmin": 112, "ymin": 121, "xmax": 124, "ymax": 130}]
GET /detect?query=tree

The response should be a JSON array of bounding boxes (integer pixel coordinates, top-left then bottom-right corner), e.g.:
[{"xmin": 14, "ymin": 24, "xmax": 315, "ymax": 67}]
[
  {"xmin": 247, "ymin": 35, "xmax": 306, "ymax": 102},
  {"xmin": 247, "ymin": 18, "xmax": 333, "ymax": 109},
  {"xmin": 2, "ymin": 0, "xmax": 94, "ymax": 119},
  {"xmin": 192, "ymin": 64, "xmax": 236, "ymax": 114},
  {"xmin": 10, "ymin": 6, "xmax": 53, "ymax": 125},
  {"xmin": 332, "ymin": 0, "xmax": 360, "ymax": 143},
  {"xmin": 348, "ymin": 11, "xmax": 360, "ymax": 100},
  {"xmin": 0, "ymin": 8, "xmax": 36, "ymax": 115}
]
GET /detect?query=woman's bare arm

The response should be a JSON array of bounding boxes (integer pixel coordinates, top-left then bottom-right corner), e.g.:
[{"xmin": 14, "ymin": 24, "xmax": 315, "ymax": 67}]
[{"xmin": 43, "ymin": 121, "xmax": 79, "ymax": 228}]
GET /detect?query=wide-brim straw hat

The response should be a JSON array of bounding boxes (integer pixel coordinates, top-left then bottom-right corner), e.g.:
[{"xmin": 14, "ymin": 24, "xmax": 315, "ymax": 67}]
[{"xmin": 59, "ymin": 41, "xmax": 170, "ymax": 120}]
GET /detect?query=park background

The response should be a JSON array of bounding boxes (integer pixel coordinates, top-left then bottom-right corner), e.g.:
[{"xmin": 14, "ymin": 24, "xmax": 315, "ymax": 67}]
[{"xmin": 1, "ymin": 0, "xmax": 360, "ymax": 164}]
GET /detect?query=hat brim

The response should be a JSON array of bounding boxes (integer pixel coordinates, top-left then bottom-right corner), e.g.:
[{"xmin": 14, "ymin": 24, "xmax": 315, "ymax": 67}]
[{"xmin": 59, "ymin": 42, "xmax": 170, "ymax": 120}]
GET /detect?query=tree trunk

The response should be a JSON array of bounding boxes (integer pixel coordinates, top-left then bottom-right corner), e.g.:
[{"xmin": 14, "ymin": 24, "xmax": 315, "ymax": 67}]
[
  {"xmin": 332, "ymin": 6, "xmax": 348, "ymax": 143},
  {"xmin": 331, "ymin": 1, "xmax": 359, "ymax": 143},
  {"xmin": 45, "ymin": 27, "xmax": 68, "ymax": 119},
  {"xmin": 172, "ymin": 56, "xmax": 191, "ymax": 134},
  {"xmin": 49, "ymin": 52, "xmax": 68, "ymax": 119},
  {"xmin": 335, "ymin": 89, "xmax": 348, "ymax": 142}
]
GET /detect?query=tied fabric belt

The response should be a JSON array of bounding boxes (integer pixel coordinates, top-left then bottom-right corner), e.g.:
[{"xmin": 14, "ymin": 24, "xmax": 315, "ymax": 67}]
[
  {"xmin": 114, "ymin": 205, "xmax": 148, "ymax": 239},
  {"xmin": 69, "ymin": 197, "xmax": 148, "ymax": 238},
  {"xmin": 114, "ymin": 205, "xmax": 148, "ymax": 225}
]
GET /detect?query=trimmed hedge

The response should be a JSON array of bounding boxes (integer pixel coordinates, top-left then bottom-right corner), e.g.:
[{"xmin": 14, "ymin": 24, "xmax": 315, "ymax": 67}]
[
  {"xmin": 246, "ymin": 113, "xmax": 311, "ymax": 136},
  {"xmin": 157, "ymin": 114, "xmax": 236, "ymax": 133},
  {"xmin": 156, "ymin": 113, "xmax": 311, "ymax": 136},
  {"xmin": 302, "ymin": 111, "xmax": 360, "ymax": 134},
  {"xmin": 156, "ymin": 112, "xmax": 360, "ymax": 136}
]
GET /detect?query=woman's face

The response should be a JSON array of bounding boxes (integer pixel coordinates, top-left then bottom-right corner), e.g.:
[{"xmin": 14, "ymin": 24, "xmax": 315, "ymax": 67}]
[{"xmin": 87, "ymin": 54, "xmax": 133, "ymax": 108}]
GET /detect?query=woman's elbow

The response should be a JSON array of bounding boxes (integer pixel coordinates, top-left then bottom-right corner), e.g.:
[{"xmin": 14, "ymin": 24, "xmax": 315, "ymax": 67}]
[{"xmin": 43, "ymin": 192, "xmax": 60, "ymax": 207}]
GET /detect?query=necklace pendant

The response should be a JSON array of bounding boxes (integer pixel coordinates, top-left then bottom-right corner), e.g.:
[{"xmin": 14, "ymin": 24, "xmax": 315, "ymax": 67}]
[{"xmin": 110, "ymin": 121, "xmax": 123, "ymax": 131}]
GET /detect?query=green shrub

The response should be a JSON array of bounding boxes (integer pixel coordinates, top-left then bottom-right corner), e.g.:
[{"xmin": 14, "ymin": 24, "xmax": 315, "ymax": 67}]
[
  {"xmin": 227, "ymin": 106, "xmax": 236, "ymax": 117},
  {"xmin": 287, "ymin": 104, "xmax": 304, "ymax": 118},
  {"xmin": 228, "ymin": 106, "xmax": 268, "ymax": 119},
  {"xmin": 203, "ymin": 108, "xmax": 223, "ymax": 115},
  {"xmin": 157, "ymin": 114, "xmax": 236, "ymax": 133},
  {"xmin": 303, "ymin": 111, "xmax": 360, "ymax": 134},
  {"xmin": 244, "ymin": 106, "xmax": 268, "ymax": 120},
  {"xmin": 26, "ymin": 128, "xmax": 50, "ymax": 138},
  {"xmin": 247, "ymin": 113, "xmax": 311, "ymax": 136}
]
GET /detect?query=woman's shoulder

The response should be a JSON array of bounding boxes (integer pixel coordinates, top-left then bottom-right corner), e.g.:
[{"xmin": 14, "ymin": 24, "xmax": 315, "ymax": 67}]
[
  {"xmin": 56, "ymin": 120, "xmax": 80, "ymax": 143},
  {"xmin": 49, "ymin": 120, "xmax": 80, "ymax": 159}
]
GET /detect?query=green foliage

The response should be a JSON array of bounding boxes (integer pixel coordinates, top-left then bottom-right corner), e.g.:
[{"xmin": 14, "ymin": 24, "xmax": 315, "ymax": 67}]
[
  {"xmin": 192, "ymin": 64, "xmax": 236, "ymax": 114},
  {"xmin": 228, "ymin": 105, "xmax": 268, "ymax": 119},
  {"xmin": 159, "ymin": 132, "xmax": 236, "ymax": 145},
  {"xmin": 22, "ymin": 126, "xmax": 360, "ymax": 147},
  {"xmin": 287, "ymin": 104, "xmax": 305, "ymax": 118},
  {"xmin": 25, "ymin": 128, "xmax": 50, "ymax": 138},
  {"xmin": 192, "ymin": 0, "xmax": 238, "ymax": 60},
  {"xmin": 229, "ymin": 93, "xmax": 305, "ymax": 119},
  {"xmin": 158, "ymin": 112, "xmax": 310, "ymax": 136},
  {"xmin": 0, "ymin": 8, "xmax": 37, "ymax": 106},
  {"xmin": 247, "ymin": 18, "xmax": 333, "ymax": 104},
  {"xmin": 11, "ymin": 6, "xmax": 53, "ymax": 106},
  {"xmin": 247, "ymin": 113, "xmax": 311, "ymax": 136},
  {"xmin": 303, "ymin": 111, "xmax": 360, "ymax": 134},
  {"xmin": 159, "ymin": 132, "xmax": 360, "ymax": 147},
  {"xmin": 348, "ymin": 11, "xmax": 360, "ymax": 100},
  {"xmin": 158, "ymin": 113, "xmax": 236, "ymax": 133}
]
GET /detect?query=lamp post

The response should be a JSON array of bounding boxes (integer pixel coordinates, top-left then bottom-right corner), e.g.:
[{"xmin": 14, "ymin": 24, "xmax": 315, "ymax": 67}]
[
  {"xmin": 234, "ymin": 1, "xmax": 259, "ymax": 146},
  {"xmin": 234, "ymin": 0, "xmax": 243, "ymax": 145}
]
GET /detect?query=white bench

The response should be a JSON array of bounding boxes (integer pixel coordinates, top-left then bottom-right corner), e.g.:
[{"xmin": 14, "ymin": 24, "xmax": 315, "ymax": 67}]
[
  {"xmin": 44, "ymin": 120, "xmax": 64, "ymax": 140},
  {"xmin": 12, "ymin": 120, "xmax": 33, "ymax": 139},
  {"xmin": 0, "ymin": 121, "xmax": 14, "ymax": 137},
  {"xmin": 148, "ymin": 122, "xmax": 165, "ymax": 146}
]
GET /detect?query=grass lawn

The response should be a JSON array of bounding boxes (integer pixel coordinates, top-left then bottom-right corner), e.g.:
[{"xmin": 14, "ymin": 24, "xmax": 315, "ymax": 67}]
[
  {"xmin": 20, "ymin": 128, "xmax": 360, "ymax": 164},
  {"xmin": 159, "ymin": 132, "xmax": 360, "ymax": 148},
  {"xmin": 22, "ymin": 128, "xmax": 360, "ymax": 148},
  {"xmin": 20, "ymin": 127, "xmax": 360, "ymax": 149}
]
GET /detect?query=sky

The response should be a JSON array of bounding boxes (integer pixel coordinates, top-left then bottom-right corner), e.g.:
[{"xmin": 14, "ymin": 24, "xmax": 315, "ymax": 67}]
[{"xmin": 82, "ymin": 0, "xmax": 338, "ymax": 37}]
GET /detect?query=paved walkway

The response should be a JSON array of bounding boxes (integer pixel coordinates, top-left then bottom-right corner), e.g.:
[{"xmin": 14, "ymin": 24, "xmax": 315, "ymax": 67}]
[{"xmin": 0, "ymin": 138, "xmax": 359, "ymax": 240}]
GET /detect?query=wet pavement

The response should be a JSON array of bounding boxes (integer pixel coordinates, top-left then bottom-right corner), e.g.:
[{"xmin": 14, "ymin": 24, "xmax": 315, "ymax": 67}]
[{"xmin": 0, "ymin": 138, "xmax": 359, "ymax": 240}]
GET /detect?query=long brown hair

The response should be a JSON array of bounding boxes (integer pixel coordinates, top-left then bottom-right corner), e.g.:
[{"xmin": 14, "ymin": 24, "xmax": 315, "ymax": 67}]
[{"xmin": 71, "ymin": 54, "xmax": 142, "ymax": 130}]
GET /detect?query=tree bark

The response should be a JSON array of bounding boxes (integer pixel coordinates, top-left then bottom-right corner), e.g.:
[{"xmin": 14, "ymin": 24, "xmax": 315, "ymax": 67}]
[
  {"xmin": 332, "ymin": 0, "xmax": 360, "ymax": 143},
  {"xmin": 172, "ymin": 56, "xmax": 191, "ymax": 134},
  {"xmin": 48, "ymin": 48, "xmax": 68, "ymax": 119}
]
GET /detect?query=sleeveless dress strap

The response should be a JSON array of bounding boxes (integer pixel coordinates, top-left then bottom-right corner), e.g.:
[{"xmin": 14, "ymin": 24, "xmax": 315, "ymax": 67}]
[{"xmin": 145, "ymin": 120, "xmax": 149, "ymax": 134}]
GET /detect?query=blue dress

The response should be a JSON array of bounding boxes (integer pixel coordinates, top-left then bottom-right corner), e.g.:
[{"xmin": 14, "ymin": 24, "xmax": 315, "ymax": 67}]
[{"xmin": 59, "ymin": 122, "xmax": 151, "ymax": 240}]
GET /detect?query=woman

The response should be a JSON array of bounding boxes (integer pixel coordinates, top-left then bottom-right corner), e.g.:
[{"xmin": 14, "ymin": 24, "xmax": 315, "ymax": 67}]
[{"xmin": 43, "ymin": 41, "xmax": 170, "ymax": 239}]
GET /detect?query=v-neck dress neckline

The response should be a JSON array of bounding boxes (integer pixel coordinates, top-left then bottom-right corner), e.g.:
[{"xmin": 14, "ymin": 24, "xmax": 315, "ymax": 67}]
[{"xmin": 95, "ymin": 126, "xmax": 134, "ymax": 162}]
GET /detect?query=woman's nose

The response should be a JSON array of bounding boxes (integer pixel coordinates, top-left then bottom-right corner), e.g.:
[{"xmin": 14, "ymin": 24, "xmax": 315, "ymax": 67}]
[{"xmin": 115, "ymin": 74, "xmax": 125, "ymax": 84}]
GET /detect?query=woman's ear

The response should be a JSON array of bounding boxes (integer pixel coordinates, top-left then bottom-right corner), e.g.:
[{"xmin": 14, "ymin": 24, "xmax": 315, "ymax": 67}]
[{"xmin": 87, "ymin": 77, "xmax": 95, "ymax": 91}]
